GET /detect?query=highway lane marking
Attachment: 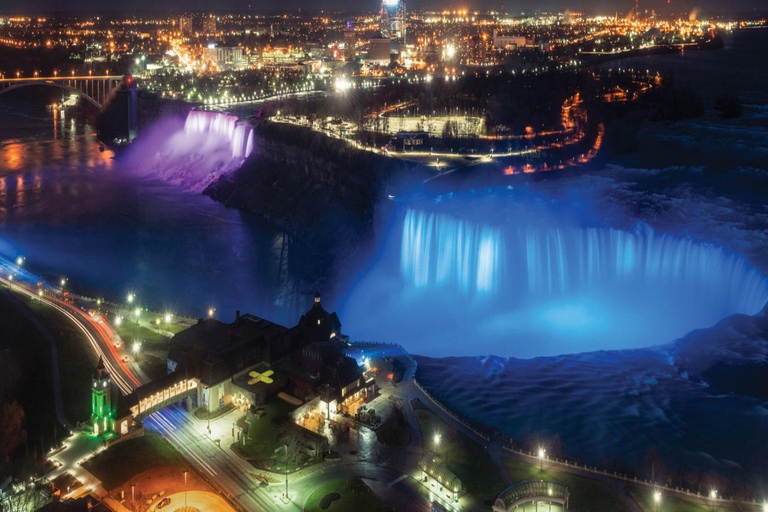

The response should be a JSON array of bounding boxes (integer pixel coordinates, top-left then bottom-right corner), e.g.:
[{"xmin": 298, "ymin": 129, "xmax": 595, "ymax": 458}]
[{"xmin": 150, "ymin": 412, "xmax": 218, "ymax": 477}]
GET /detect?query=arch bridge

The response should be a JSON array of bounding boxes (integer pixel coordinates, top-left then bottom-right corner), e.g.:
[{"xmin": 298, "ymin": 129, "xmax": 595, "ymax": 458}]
[
  {"xmin": 0, "ymin": 75, "xmax": 125, "ymax": 108},
  {"xmin": 493, "ymin": 480, "xmax": 570, "ymax": 512}
]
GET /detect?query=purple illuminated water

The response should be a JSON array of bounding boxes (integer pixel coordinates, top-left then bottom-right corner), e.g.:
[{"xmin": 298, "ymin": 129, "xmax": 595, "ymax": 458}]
[{"xmin": 124, "ymin": 110, "xmax": 254, "ymax": 192}]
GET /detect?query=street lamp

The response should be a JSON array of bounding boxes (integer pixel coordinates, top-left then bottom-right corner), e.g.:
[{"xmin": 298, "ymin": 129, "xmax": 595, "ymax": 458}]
[
  {"xmin": 208, "ymin": 308, "xmax": 215, "ymax": 318},
  {"xmin": 434, "ymin": 433, "xmax": 441, "ymax": 457},
  {"xmin": 15, "ymin": 256, "xmax": 23, "ymax": 266},
  {"xmin": 538, "ymin": 448, "xmax": 546, "ymax": 470},
  {"xmin": 60, "ymin": 278, "xmax": 66, "ymax": 287},
  {"xmin": 132, "ymin": 341, "xmax": 141, "ymax": 355},
  {"xmin": 282, "ymin": 444, "xmax": 289, "ymax": 500},
  {"xmin": 130, "ymin": 483, "xmax": 135, "ymax": 511},
  {"xmin": 115, "ymin": 316, "xmax": 122, "ymax": 327},
  {"xmin": 653, "ymin": 490, "xmax": 661, "ymax": 512},
  {"xmin": 709, "ymin": 490, "xmax": 717, "ymax": 512},
  {"xmin": 127, "ymin": 293, "xmax": 134, "ymax": 304},
  {"xmin": 183, "ymin": 470, "xmax": 188, "ymax": 510}
]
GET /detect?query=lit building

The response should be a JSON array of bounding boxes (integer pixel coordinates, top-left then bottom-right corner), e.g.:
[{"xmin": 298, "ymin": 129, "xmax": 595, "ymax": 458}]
[
  {"xmin": 380, "ymin": 0, "xmax": 406, "ymax": 45},
  {"xmin": 344, "ymin": 24, "xmax": 357, "ymax": 62},
  {"xmin": 368, "ymin": 38, "xmax": 393, "ymax": 65},
  {"xmin": 206, "ymin": 44, "xmax": 244, "ymax": 70},
  {"xmin": 90, "ymin": 357, "xmax": 117, "ymax": 437},
  {"xmin": 202, "ymin": 15, "xmax": 217, "ymax": 35},
  {"xmin": 492, "ymin": 32, "xmax": 532, "ymax": 50},
  {"xmin": 179, "ymin": 15, "xmax": 193, "ymax": 36},
  {"xmin": 164, "ymin": 292, "xmax": 374, "ymax": 418}
]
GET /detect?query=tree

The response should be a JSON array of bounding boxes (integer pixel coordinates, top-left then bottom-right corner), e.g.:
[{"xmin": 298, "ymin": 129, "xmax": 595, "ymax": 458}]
[
  {"xmin": 0, "ymin": 400, "xmax": 27, "ymax": 463},
  {"xmin": 0, "ymin": 486, "xmax": 49, "ymax": 512}
]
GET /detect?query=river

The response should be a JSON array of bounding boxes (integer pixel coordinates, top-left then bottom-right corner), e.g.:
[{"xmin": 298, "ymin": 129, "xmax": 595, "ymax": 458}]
[{"xmin": 0, "ymin": 100, "xmax": 313, "ymax": 325}]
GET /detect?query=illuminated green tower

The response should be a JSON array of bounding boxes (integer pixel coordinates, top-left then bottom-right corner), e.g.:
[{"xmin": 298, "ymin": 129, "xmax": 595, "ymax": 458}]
[{"xmin": 91, "ymin": 356, "xmax": 116, "ymax": 436}]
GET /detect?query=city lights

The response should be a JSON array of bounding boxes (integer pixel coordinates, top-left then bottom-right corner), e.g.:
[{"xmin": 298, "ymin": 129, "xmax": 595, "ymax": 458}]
[{"xmin": 0, "ymin": 6, "xmax": 762, "ymax": 512}]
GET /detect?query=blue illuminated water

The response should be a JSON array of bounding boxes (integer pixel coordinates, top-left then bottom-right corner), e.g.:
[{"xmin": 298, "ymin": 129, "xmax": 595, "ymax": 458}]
[{"xmin": 342, "ymin": 208, "xmax": 768, "ymax": 358}]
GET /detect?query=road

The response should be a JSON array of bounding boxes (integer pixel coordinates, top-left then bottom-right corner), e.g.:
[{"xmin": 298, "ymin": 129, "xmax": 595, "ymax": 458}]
[
  {"xmin": 0, "ymin": 262, "xmax": 139, "ymax": 394},
  {"xmin": 144, "ymin": 405, "xmax": 283, "ymax": 511}
]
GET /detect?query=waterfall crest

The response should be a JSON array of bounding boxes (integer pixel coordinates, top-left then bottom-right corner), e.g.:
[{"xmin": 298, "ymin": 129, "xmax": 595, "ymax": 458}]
[{"xmin": 126, "ymin": 110, "xmax": 255, "ymax": 193}]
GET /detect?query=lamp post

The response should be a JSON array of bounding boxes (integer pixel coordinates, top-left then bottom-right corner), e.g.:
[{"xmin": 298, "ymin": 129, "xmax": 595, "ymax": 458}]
[
  {"xmin": 130, "ymin": 483, "xmax": 135, "ymax": 511},
  {"xmin": 282, "ymin": 443, "xmax": 289, "ymax": 499},
  {"xmin": 653, "ymin": 490, "xmax": 661, "ymax": 512},
  {"xmin": 183, "ymin": 470, "xmax": 188, "ymax": 510},
  {"xmin": 709, "ymin": 490, "xmax": 716, "ymax": 512},
  {"xmin": 538, "ymin": 448, "xmax": 546, "ymax": 471},
  {"xmin": 434, "ymin": 433, "xmax": 441, "ymax": 459}
]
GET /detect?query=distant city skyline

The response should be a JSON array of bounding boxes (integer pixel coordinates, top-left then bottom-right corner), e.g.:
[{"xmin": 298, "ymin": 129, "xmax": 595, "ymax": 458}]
[{"xmin": 0, "ymin": 0, "xmax": 764, "ymax": 15}]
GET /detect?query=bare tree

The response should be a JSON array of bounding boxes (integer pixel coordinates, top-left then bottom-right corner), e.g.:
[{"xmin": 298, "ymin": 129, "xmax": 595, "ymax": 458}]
[{"xmin": 0, "ymin": 486, "xmax": 49, "ymax": 512}]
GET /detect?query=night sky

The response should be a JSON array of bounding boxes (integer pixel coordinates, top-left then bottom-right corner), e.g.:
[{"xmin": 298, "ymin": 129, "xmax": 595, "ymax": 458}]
[{"xmin": 0, "ymin": 0, "xmax": 763, "ymax": 15}]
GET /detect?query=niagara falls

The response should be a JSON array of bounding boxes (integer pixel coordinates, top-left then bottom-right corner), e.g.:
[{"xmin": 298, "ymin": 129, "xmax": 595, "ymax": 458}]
[
  {"xmin": 123, "ymin": 109, "xmax": 255, "ymax": 192},
  {"xmin": 342, "ymin": 207, "xmax": 768, "ymax": 358}
]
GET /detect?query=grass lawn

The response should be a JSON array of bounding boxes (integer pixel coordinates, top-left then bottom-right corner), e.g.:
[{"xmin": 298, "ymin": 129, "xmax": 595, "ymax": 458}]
[
  {"xmin": 83, "ymin": 434, "xmax": 185, "ymax": 490},
  {"xmin": 116, "ymin": 322, "xmax": 170, "ymax": 348},
  {"xmin": 502, "ymin": 457, "xmax": 629, "ymax": 512},
  {"xmin": 233, "ymin": 397, "xmax": 297, "ymax": 463},
  {"xmin": 376, "ymin": 405, "xmax": 410, "ymax": 447},
  {"xmin": 165, "ymin": 322, "xmax": 190, "ymax": 335},
  {"xmin": 25, "ymin": 296, "xmax": 97, "ymax": 424},
  {"xmin": 303, "ymin": 478, "xmax": 390, "ymax": 512},
  {"xmin": 627, "ymin": 486, "xmax": 731, "ymax": 512},
  {"xmin": 414, "ymin": 407, "xmax": 505, "ymax": 505}
]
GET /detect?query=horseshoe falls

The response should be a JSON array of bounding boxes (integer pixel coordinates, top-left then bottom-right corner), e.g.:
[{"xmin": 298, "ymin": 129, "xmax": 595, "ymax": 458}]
[{"xmin": 342, "ymin": 209, "xmax": 768, "ymax": 358}]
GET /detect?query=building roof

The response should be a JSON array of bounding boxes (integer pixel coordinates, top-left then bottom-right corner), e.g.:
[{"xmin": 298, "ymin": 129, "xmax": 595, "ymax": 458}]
[
  {"xmin": 494, "ymin": 480, "xmax": 569, "ymax": 511},
  {"xmin": 116, "ymin": 369, "xmax": 193, "ymax": 419},
  {"xmin": 168, "ymin": 295, "xmax": 345, "ymax": 388},
  {"xmin": 168, "ymin": 313, "xmax": 292, "ymax": 386},
  {"xmin": 418, "ymin": 454, "xmax": 461, "ymax": 493}
]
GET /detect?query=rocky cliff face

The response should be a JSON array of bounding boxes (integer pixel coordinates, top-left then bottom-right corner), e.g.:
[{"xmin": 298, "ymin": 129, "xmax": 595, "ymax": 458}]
[{"xmin": 204, "ymin": 121, "xmax": 429, "ymax": 291}]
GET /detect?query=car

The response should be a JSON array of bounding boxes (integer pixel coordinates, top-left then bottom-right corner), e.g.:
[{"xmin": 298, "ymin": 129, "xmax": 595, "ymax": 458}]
[
  {"xmin": 157, "ymin": 497, "xmax": 171, "ymax": 509},
  {"xmin": 122, "ymin": 355, "xmax": 130, "ymax": 363}
]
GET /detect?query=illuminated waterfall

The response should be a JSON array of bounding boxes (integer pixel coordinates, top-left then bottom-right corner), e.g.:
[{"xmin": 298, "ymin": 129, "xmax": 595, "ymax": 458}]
[
  {"xmin": 184, "ymin": 110, "xmax": 255, "ymax": 159},
  {"xmin": 401, "ymin": 209, "xmax": 503, "ymax": 294},
  {"xmin": 400, "ymin": 209, "xmax": 768, "ymax": 316},
  {"xmin": 127, "ymin": 110, "xmax": 256, "ymax": 192}
]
